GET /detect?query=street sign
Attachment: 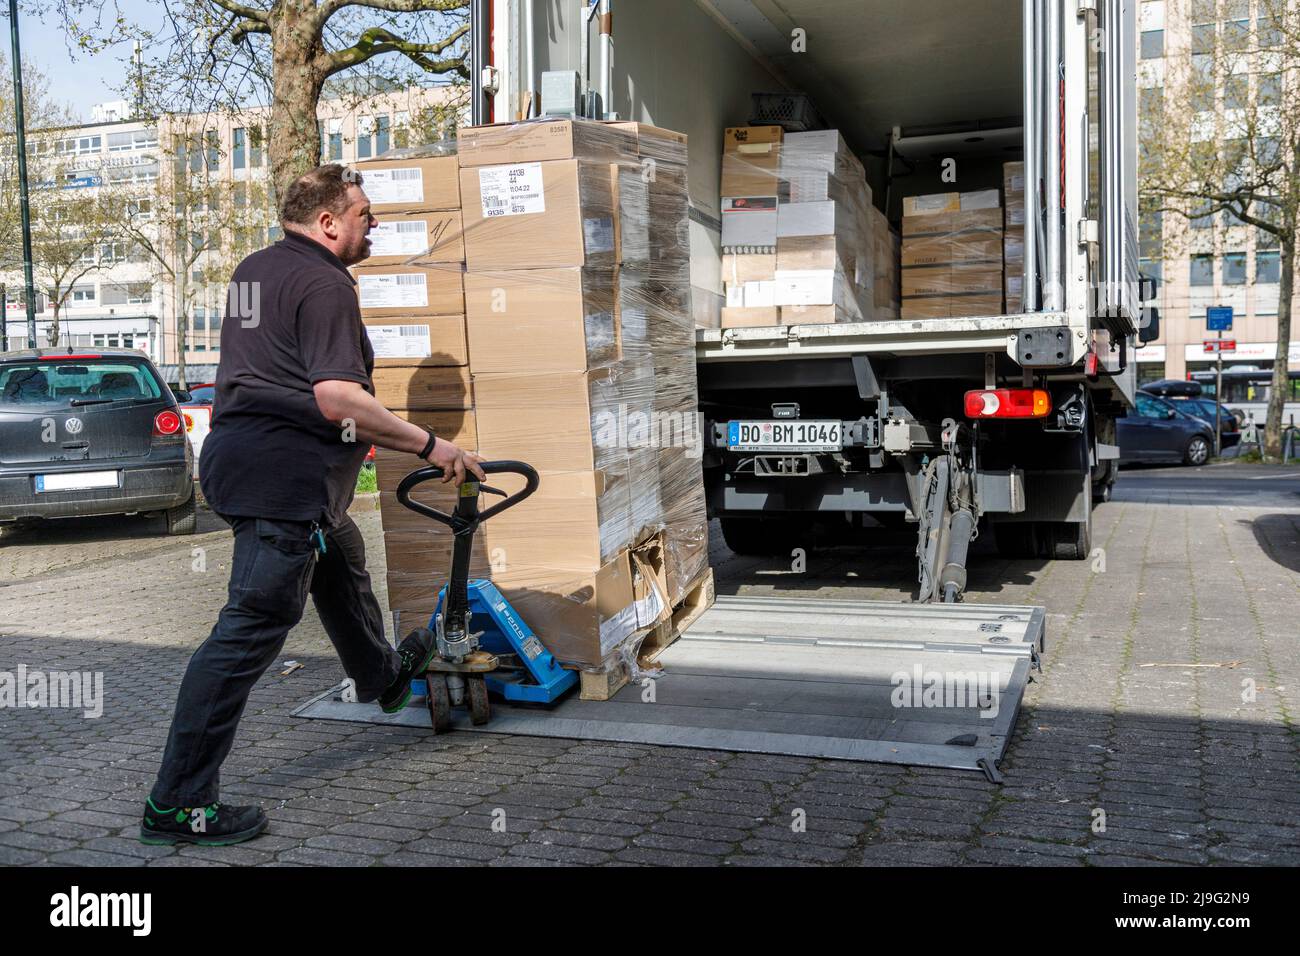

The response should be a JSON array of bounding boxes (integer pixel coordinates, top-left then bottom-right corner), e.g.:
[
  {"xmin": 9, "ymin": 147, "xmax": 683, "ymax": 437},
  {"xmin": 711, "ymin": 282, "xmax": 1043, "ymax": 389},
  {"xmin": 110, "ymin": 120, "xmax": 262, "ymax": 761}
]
[
  {"xmin": 1203, "ymin": 338, "xmax": 1236, "ymax": 353},
  {"xmin": 1206, "ymin": 306, "xmax": 1234, "ymax": 331}
]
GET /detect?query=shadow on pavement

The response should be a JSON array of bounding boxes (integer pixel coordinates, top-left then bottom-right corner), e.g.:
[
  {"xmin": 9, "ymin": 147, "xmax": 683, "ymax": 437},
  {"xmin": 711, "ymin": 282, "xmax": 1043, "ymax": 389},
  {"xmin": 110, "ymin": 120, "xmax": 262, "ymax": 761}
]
[{"xmin": 1247, "ymin": 513, "xmax": 1300, "ymax": 574}]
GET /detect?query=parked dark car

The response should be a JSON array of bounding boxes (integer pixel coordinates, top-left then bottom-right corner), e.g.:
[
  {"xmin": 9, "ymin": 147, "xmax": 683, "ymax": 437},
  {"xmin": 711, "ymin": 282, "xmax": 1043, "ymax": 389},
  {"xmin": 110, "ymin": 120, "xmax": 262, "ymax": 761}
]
[
  {"xmin": 1165, "ymin": 396, "xmax": 1241, "ymax": 448},
  {"xmin": 1118, "ymin": 392, "xmax": 1215, "ymax": 466},
  {"xmin": 0, "ymin": 348, "xmax": 196, "ymax": 533}
]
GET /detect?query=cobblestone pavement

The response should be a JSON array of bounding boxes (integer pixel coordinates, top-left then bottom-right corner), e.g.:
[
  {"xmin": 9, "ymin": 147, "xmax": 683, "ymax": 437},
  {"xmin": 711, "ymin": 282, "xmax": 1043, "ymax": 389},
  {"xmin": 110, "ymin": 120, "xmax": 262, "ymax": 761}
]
[{"xmin": 1, "ymin": 467, "xmax": 1297, "ymax": 867}]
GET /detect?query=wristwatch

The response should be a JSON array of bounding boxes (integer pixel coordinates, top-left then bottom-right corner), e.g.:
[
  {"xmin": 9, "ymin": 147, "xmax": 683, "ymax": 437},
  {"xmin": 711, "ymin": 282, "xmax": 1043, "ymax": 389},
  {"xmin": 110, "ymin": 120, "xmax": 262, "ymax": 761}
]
[{"xmin": 418, "ymin": 427, "xmax": 437, "ymax": 459}]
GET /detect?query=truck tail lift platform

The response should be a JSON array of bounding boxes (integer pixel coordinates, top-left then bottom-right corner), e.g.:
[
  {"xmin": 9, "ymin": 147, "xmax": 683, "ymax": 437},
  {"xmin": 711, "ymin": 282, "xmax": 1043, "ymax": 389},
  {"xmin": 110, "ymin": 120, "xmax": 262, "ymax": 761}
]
[{"xmin": 297, "ymin": 592, "xmax": 1044, "ymax": 782}]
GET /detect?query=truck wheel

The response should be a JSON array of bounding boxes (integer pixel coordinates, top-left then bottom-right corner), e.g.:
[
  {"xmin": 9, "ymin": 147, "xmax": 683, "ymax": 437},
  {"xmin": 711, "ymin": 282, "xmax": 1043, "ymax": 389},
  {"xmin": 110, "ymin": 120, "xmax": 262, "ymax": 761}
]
[
  {"xmin": 1184, "ymin": 435, "xmax": 1210, "ymax": 466},
  {"xmin": 165, "ymin": 487, "xmax": 198, "ymax": 535},
  {"xmin": 719, "ymin": 516, "xmax": 805, "ymax": 557},
  {"xmin": 1049, "ymin": 481, "xmax": 1093, "ymax": 560}
]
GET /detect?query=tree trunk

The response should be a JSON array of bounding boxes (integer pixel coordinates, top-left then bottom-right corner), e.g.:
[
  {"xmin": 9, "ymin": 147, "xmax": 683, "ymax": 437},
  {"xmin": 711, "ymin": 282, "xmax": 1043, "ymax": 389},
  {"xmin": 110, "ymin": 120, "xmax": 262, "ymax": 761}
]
[
  {"xmin": 1263, "ymin": 235, "xmax": 1294, "ymax": 461},
  {"xmin": 175, "ymin": 273, "xmax": 188, "ymax": 391},
  {"xmin": 47, "ymin": 299, "xmax": 60, "ymax": 347},
  {"xmin": 269, "ymin": 3, "xmax": 327, "ymax": 202}
]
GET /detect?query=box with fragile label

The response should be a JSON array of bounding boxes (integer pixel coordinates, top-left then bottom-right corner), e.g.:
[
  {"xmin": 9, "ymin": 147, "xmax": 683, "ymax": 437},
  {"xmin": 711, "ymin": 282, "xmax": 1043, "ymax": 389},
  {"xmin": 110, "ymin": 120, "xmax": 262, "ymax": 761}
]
[
  {"xmin": 457, "ymin": 118, "xmax": 637, "ymax": 168},
  {"xmin": 459, "ymin": 160, "xmax": 618, "ymax": 271},
  {"xmin": 366, "ymin": 211, "xmax": 464, "ymax": 266},
  {"xmin": 464, "ymin": 267, "xmax": 618, "ymax": 374},
  {"xmin": 353, "ymin": 264, "xmax": 465, "ymax": 317},
  {"xmin": 354, "ymin": 156, "xmax": 460, "ymax": 213},
  {"xmin": 363, "ymin": 314, "xmax": 468, "ymax": 367}
]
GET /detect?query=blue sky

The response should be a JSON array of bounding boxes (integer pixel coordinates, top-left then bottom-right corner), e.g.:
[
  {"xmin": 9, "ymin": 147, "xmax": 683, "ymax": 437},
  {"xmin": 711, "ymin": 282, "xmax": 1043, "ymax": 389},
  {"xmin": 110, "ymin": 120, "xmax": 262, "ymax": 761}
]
[{"xmin": 16, "ymin": 0, "xmax": 167, "ymax": 122}]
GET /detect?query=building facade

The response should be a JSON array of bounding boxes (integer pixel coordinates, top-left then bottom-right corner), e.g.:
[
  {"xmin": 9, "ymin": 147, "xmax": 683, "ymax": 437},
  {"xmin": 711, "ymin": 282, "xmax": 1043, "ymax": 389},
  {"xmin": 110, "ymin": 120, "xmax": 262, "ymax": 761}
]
[
  {"xmin": 1136, "ymin": 0, "xmax": 1299, "ymax": 386},
  {"xmin": 1, "ymin": 84, "xmax": 463, "ymax": 383}
]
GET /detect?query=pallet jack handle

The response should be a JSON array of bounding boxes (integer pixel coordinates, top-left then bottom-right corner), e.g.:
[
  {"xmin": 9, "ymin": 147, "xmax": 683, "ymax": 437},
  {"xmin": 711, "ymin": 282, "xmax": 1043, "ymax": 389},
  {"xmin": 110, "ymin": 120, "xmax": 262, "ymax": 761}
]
[{"xmin": 395, "ymin": 460, "xmax": 540, "ymax": 532}]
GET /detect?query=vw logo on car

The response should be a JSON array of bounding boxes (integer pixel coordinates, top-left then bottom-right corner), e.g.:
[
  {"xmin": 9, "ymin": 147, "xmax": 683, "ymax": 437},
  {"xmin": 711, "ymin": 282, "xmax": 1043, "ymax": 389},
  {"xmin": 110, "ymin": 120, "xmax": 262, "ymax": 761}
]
[{"xmin": 64, "ymin": 417, "xmax": 83, "ymax": 435}]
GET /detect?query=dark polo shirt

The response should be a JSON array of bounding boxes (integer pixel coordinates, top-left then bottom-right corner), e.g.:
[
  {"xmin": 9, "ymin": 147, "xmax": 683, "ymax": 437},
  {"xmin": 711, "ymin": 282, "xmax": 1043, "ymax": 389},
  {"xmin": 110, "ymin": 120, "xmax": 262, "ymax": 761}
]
[{"xmin": 200, "ymin": 231, "xmax": 374, "ymax": 526}]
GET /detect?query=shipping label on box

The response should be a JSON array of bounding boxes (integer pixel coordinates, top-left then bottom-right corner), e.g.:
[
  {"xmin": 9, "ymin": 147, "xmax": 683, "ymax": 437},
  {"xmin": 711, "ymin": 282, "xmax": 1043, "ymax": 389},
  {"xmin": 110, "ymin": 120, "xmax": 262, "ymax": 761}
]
[
  {"xmin": 355, "ymin": 156, "xmax": 460, "ymax": 212},
  {"xmin": 366, "ymin": 323, "xmax": 431, "ymax": 359},
  {"xmin": 353, "ymin": 266, "xmax": 465, "ymax": 317},
  {"xmin": 369, "ymin": 218, "xmax": 435, "ymax": 259},
  {"xmin": 363, "ymin": 315, "xmax": 468, "ymax": 367},
  {"xmin": 478, "ymin": 163, "xmax": 546, "ymax": 217},
  {"xmin": 358, "ymin": 272, "xmax": 430, "ymax": 309}
]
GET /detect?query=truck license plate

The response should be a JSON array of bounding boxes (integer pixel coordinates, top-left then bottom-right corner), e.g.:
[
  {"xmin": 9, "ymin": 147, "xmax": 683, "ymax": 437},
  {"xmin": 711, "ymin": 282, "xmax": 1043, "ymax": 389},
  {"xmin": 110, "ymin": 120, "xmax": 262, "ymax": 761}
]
[{"xmin": 728, "ymin": 420, "xmax": 841, "ymax": 452}]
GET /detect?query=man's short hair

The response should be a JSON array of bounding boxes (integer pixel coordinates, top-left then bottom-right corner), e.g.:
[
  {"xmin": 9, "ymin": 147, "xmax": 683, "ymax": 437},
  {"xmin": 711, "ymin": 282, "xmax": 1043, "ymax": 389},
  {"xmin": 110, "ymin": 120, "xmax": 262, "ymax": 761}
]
[{"xmin": 279, "ymin": 164, "xmax": 364, "ymax": 228}]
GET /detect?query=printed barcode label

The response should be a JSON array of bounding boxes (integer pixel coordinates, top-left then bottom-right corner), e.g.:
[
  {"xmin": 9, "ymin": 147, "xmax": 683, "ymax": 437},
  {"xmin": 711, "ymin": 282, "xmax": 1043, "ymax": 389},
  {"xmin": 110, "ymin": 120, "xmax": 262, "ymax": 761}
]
[
  {"xmin": 364, "ymin": 167, "xmax": 424, "ymax": 204},
  {"xmin": 357, "ymin": 273, "xmax": 428, "ymax": 309},
  {"xmin": 368, "ymin": 219, "xmax": 430, "ymax": 256},
  {"xmin": 365, "ymin": 323, "xmax": 432, "ymax": 359},
  {"xmin": 478, "ymin": 163, "xmax": 545, "ymax": 218}
]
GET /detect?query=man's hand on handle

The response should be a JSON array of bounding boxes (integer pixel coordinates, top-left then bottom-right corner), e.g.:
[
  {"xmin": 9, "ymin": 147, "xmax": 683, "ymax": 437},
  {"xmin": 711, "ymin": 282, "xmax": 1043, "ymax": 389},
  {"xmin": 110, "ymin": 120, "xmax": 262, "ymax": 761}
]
[{"xmin": 427, "ymin": 437, "xmax": 486, "ymax": 485}]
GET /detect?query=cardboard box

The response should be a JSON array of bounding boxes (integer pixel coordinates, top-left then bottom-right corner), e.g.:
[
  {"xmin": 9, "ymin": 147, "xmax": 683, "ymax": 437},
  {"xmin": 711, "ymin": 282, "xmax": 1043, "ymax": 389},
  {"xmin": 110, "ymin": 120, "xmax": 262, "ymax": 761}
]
[
  {"xmin": 488, "ymin": 554, "xmax": 639, "ymax": 666},
  {"xmin": 365, "ymin": 210, "xmax": 464, "ymax": 266},
  {"xmin": 722, "ymin": 126, "xmax": 783, "ymax": 197},
  {"xmin": 353, "ymin": 264, "xmax": 465, "ymax": 317},
  {"xmin": 372, "ymin": 410, "xmax": 479, "ymax": 489},
  {"xmin": 901, "ymin": 292, "xmax": 1003, "ymax": 320},
  {"xmin": 371, "ymin": 365, "xmax": 473, "ymax": 411},
  {"xmin": 354, "ymin": 155, "xmax": 460, "ymax": 213},
  {"xmin": 721, "ymin": 306, "xmax": 780, "ymax": 328},
  {"xmin": 901, "ymin": 233, "xmax": 1004, "ymax": 267},
  {"xmin": 901, "ymin": 264, "xmax": 1002, "ymax": 297},
  {"xmin": 464, "ymin": 267, "xmax": 618, "ymax": 374},
  {"xmin": 1003, "ymin": 226, "xmax": 1025, "ymax": 265},
  {"xmin": 901, "ymin": 208, "xmax": 1003, "ymax": 237},
  {"xmin": 459, "ymin": 160, "xmax": 618, "ymax": 271},
  {"xmin": 721, "ymin": 196, "xmax": 779, "ymax": 248},
  {"xmin": 901, "ymin": 297, "xmax": 952, "ymax": 320},
  {"xmin": 960, "ymin": 189, "xmax": 1001, "ymax": 211},
  {"xmin": 472, "ymin": 366, "xmax": 629, "ymax": 471},
  {"xmin": 725, "ymin": 280, "xmax": 776, "ymax": 308},
  {"xmin": 776, "ymin": 200, "xmax": 846, "ymax": 238},
  {"xmin": 363, "ymin": 315, "xmax": 468, "ymax": 367},
  {"xmin": 457, "ymin": 118, "xmax": 638, "ymax": 167},
  {"xmin": 903, "ymin": 192, "xmax": 960, "ymax": 217},
  {"xmin": 778, "ymin": 236, "xmax": 841, "ymax": 272},
  {"xmin": 721, "ymin": 252, "xmax": 777, "ymax": 284},
  {"xmin": 780, "ymin": 304, "xmax": 842, "ymax": 324},
  {"xmin": 1003, "ymin": 161, "xmax": 1025, "ymax": 227}
]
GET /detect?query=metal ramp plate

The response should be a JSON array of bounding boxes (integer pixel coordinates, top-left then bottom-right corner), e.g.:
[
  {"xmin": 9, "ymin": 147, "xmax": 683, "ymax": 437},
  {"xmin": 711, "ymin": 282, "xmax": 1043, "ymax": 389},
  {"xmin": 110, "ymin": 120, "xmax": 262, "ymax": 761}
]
[{"xmin": 294, "ymin": 596, "xmax": 1044, "ymax": 775}]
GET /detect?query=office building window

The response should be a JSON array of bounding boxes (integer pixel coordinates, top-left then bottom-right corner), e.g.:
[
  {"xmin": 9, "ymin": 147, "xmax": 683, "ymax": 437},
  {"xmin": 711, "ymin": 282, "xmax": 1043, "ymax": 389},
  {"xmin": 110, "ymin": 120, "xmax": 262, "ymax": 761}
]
[
  {"xmin": 1140, "ymin": 29, "xmax": 1164, "ymax": 58},
  {"xmin": 327, "ymin": 118, "xmax": 342, "ymax": 161},
  {"xmin": 357, "ymin": 116, "xmax": 373, "ymax": 159},
  {"xmin": 250, "ymin": 126, "xmax": 265, "ymax": 167},
  {"xmin": 394, "ymin": 111, "xmax": 410, "ymax": 149},
  {"xmin": 1191, "ymin": 0, "xmax": 1216, "ymax": 25},
  {"xmin": 1190, "ymin": 201, "xmax": 1216, "ymax": 230},
  {"xmin": 193, "ymin": 307, "xmax": 206, "ymax": 332},
  {"xmin": 70, "ymin": 285, "xmax": 95, "ymax": 303},
  {"xmin": 1256, "ymin": 251, "xmax": 1280, "ymax": 283},
  {"xmin": 1258, "ymin": 73, "xmax": 1281, "ymax": 106},
  {"xmin": 1191, "ymin": 23, "xmax": 1216, "ymax": 54},
  {"xmin": 1222, "ymin": 252, "xmax": 1247, "ymax": 284},
  {"xmin": 1224, "ymin": 73, "xmax": 1248, "ymax": 109},
  {"xmin": 1190, "ymin": 254, "xmax": 1215, "ymax": 286},
  {"xmin": 233, "ymin": 127, "xmax": 246, "ymax": 169},
  {"xmin": 375, "ymin": 114, "xmax": 391, "ymax": 155}
]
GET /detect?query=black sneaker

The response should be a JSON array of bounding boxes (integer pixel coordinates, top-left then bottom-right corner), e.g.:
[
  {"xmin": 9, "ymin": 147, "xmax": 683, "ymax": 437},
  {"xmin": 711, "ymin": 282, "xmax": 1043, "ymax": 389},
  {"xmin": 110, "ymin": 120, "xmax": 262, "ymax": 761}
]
[
  {"xmin": 139, "ymin": 798, "xmax": 268, "ymax": 846},
  {"xmin": 378, "ymin": 628, "xmax": 438, "ymax": 714}
]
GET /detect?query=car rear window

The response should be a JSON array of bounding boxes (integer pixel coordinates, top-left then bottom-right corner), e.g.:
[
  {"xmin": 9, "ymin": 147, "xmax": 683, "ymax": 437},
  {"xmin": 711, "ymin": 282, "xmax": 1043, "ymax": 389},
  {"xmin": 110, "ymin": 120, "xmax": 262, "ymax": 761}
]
[
  {"xmin": 0, "ymin": 358, "xmax": 165, "ymax": 409},
  {"xmin": 187, "ymin": 385, "xmax": 216, "ymax": 404}
]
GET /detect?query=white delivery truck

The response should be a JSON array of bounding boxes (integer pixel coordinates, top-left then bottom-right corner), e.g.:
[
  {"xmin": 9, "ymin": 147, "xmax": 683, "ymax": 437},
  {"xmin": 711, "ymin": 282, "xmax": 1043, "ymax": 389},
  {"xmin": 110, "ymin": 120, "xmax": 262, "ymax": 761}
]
[
  {"xmin": 410, "ymin": 0, "xmax": 1153, "ymax": 775},
  {"xmin": 469, "ymin": 0, "xmax": 1152, "ymax": 601}
]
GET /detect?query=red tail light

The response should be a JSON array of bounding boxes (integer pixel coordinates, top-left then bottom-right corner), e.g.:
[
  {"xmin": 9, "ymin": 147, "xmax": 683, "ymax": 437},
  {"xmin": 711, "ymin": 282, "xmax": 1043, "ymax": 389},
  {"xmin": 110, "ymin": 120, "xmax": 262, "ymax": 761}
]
[
  {"xmin": 964, "ymin": 389, "xmax": 1052, "ymax": 419},
  {"xmin": 153, "ymin": 410, "xmax": 183, "ymax": 436}
]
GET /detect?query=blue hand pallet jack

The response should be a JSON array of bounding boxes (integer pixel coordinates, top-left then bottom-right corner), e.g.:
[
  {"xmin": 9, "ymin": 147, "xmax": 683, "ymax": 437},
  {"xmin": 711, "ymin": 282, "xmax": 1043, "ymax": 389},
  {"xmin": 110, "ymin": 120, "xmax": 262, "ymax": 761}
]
[{"xmin": 395, "ymin": 461, "xmax": 578, "ymax": 732}]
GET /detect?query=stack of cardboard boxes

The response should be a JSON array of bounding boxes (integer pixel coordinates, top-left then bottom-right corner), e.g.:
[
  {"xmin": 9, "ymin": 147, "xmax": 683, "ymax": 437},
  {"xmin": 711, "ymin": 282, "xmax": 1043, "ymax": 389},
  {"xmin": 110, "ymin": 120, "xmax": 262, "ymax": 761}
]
[
  {"xmin": 360, "ymin": 118, "xmax": 708, "ymax": 671},
  {"xmin": 1002, "ymin": 162, "xmax": 1025, "ymax": 312},
  {"xmin": 899, "ymin": 190, "xmax": 1005, "ymax": 320},
  {"xmin": 719, "ymin": 127, "xmax": 876, "ymax": 329}
]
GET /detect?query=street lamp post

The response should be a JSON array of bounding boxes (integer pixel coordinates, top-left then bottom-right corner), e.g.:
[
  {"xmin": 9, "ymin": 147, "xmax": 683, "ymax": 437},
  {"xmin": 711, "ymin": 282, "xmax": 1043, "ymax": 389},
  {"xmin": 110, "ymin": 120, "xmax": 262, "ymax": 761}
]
[{"xmin": 7, "ymin": 0, "xmax": 39, "ymax": 349}]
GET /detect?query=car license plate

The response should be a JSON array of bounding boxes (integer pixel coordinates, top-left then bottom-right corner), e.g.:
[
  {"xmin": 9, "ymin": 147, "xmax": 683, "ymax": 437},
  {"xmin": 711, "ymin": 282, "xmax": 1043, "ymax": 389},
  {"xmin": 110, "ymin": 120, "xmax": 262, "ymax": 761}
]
[
  {"xmin": 34, "ymin": 470, "xmax": 119, "ymax": 493},
  {"xmin": 728, "ymin": 420, "xmax": 842, "ymax": 452}
]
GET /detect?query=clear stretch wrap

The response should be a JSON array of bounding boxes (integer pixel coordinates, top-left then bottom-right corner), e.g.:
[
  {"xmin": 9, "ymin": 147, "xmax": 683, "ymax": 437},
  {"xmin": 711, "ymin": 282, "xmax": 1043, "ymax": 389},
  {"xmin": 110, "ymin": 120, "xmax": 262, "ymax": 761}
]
[
  {"xmin": 720, "ymin": 127, "xmax": 880, "ymax": 329},
  {"xmin": 379, "ymin": 116, "xmax": 709, "ymax": 668},
  {"xmin": 899, "ymin": 199, "xmax": 1006, "ymax": 321}
]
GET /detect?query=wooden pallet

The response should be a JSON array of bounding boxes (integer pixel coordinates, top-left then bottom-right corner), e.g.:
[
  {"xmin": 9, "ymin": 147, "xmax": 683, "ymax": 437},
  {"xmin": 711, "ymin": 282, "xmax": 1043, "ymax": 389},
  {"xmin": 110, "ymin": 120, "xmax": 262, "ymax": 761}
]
[{"xmin": 577, "ymin": 565, "xmax": 716, "ymax": 701}]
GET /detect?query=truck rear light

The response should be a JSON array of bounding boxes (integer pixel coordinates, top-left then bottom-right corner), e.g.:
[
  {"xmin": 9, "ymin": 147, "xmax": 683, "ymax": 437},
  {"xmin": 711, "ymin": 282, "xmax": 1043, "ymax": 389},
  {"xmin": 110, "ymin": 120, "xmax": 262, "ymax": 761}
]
[
  {"xmin": 153, "ymin": 410, "xmax": 182, "ymax": 436},
  {"xmin": 964, "ymin": 389, "xmax": 1052, "ymax": 419}
]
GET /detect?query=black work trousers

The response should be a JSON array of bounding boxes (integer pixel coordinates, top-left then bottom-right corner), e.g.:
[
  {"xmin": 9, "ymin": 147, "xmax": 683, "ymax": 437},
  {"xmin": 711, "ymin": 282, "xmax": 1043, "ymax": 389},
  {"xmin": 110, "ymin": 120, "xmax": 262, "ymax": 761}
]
[{"xmin": 150, "ymin": 514, "xmax": 398, "ymax": 807}]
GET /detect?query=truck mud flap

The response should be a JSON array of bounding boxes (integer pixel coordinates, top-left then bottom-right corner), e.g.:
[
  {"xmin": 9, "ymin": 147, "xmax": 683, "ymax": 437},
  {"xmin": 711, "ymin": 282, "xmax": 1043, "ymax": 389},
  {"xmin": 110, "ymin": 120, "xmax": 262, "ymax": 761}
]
[{"xmin": 294, "ymin": 596, "xmax": 1044, "ymax": 778}]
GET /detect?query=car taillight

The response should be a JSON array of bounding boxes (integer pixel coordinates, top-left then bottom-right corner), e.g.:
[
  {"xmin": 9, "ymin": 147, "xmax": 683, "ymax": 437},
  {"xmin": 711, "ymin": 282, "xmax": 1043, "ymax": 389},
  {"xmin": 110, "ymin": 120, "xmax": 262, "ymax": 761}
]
[
  {"xmin": 964, "ymin": 389, "xmax": 1052, "ymax": 419},
  {"xmin": 153, "ymin": 410, "xmax": 182, "ymax": 437}
]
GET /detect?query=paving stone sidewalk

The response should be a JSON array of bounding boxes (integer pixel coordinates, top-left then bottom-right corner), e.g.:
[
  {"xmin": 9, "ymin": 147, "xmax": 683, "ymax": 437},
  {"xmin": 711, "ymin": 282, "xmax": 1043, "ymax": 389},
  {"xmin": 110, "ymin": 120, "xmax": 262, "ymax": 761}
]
[{"xmin": 1, "ymin": 472, "xmax": 1297, "ymax": 867}]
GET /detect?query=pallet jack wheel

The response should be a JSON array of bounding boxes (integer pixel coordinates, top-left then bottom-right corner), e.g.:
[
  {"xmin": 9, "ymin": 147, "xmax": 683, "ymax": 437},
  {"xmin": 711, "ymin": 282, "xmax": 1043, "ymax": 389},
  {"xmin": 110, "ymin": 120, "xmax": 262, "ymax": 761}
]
[
  {"xmin": 426, "ymin": 673, "xmax": 453, "ymax": 733},
  {"xmin": 467, "ymin": 674, "xmax": 491, "ymax": 726}
]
